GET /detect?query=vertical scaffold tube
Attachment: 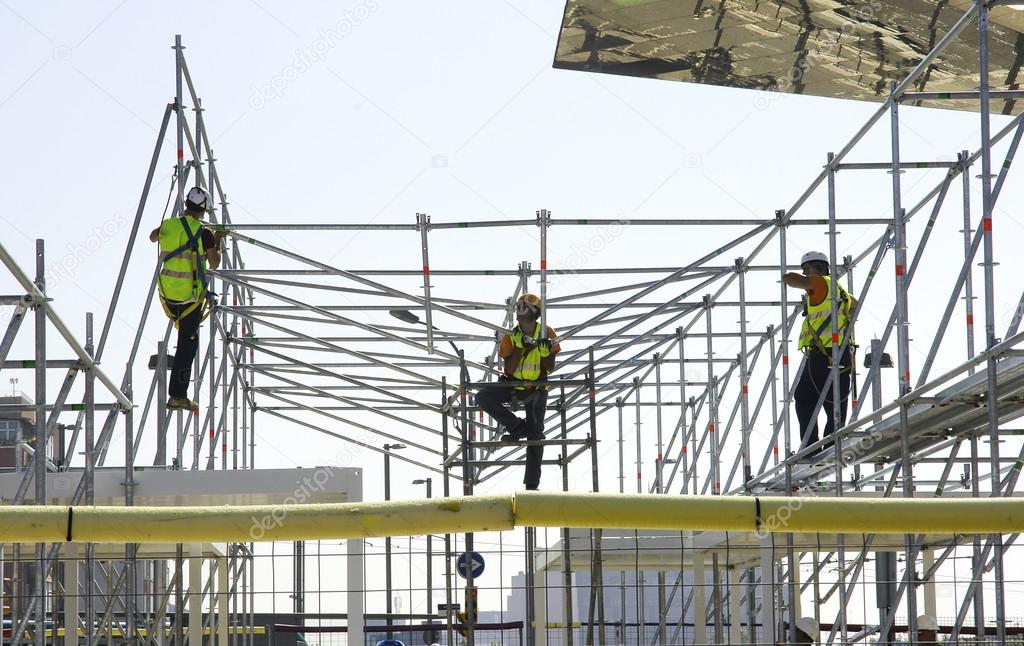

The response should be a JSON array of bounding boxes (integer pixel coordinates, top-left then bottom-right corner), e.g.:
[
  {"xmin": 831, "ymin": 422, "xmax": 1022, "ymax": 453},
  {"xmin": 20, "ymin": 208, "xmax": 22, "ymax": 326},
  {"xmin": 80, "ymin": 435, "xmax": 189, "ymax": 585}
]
[
  {"xmin": 417, "ymin": 213, "xmax": 434, "ymax": 353},
  {"xmin": 977, "ymin": 3, "xmax": 1008, "ymax": 640},
  {"xmin": 538, "ymin": 209, "xmax": 549, "ymax": 335},
  {"xmin": 634, "ymin": 377, "xmax": 642, "ymax": 494},
  {"xmin": 736, "ymin": 258, "xmax": 752, "ymax": 490},
  {"xmin": 959, "ymin": 148, "xmax": 987, "ymax": 640},
  {"xmin": 441, "ymin": 378, "xmax": 456, "ymax": 646},
  {"xmin": 826, "ymin": 152, "xmax": 850, "ymax": 643},
  {"xmin": 174, "ymin": 35, "xmax": 185, "ymax": 219},
  {"xmin": 558, "ymin": 386, "xmax": 573, "ymax": 646},
  {"xmin": 888, "ymin": 80, "xmax": 919, "ymax": 643},
  {"xmin": 776, "ymin": 210, "xmax": 798, "ymax": 646},
  {"xmin": 654, "ymin": 352, "xmax": 664, "ymax": 493},
  {"xmin": 586, "ymin": 348, "xmax": 606, "ymax": 645},
  {"xmin": 33, "ymin": 240, "xmax": 46, "ymax": 646},
  {"xmin": 124, "ymin": 368, "xmax": 137, "ymax": 644},
  {"xmin": 677, "ymin": 327, "xmax": 689, "ymax": 494},
  {"xmin": 85, "ymin": 314, "xmax": 96, "ymax": 646},
  {"xmin": 703, "ymin": 295, "xmax": 719, "ymax": 495},
  {"xmin": 844, "ymin": 255, "xmax": 859, "ymax": 485}
]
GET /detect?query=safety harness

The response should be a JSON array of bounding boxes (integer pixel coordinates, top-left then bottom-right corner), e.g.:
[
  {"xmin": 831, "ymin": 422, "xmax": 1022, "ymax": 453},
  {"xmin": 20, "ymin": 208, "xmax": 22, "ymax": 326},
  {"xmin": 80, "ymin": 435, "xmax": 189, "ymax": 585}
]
[
  {"xmin": 803, "ymin": 282, "xmax": 855, "ymax": 370},
  {"xmin": 158, "ymin": 215, "xmax": 214, "ymax": 328}
]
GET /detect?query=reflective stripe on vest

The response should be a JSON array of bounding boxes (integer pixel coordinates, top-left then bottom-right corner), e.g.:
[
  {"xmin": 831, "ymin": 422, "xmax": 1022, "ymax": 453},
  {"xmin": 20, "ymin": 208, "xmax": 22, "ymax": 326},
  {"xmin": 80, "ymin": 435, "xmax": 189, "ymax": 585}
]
[
  {"xmin": 798, "ymin": 276, "xmax": 852, "ymax": 352},
  {"xmin": 158, "ymin": 216, "xmax": 206, "ymax": 303},
  {"xmin": 512, "ymin": 324, "xmax": 544, "ymax": 384}
]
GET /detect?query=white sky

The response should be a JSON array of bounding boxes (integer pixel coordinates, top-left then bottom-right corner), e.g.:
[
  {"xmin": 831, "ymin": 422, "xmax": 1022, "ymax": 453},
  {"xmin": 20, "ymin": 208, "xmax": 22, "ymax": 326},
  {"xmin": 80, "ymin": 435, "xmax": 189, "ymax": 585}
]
[{"xmin": 3, "ymin": 0, "xmax": 1024, "ymax": 625}]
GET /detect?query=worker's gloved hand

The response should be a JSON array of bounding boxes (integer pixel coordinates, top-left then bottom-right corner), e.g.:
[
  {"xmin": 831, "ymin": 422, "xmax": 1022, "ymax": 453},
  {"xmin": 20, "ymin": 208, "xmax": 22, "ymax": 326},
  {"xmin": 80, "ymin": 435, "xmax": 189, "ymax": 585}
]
[
  {"xmin": 535, "ymin": 337, "xmax": 552, "ymax": 357},
  {"xmin": 498, "ymin": 374, "xmax": 513, "ymax": 382},
  {"xmin": 510, "ymin": 329, "xmax": 525, "ymax": 349}
]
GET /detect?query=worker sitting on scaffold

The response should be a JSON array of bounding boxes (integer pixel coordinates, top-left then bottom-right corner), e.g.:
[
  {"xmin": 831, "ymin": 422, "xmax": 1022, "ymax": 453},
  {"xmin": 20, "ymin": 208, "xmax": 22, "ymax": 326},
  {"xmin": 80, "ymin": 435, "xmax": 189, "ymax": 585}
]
[{"xmin": 475, "ymin": 293, "xmax": 561, "ymax": 490}]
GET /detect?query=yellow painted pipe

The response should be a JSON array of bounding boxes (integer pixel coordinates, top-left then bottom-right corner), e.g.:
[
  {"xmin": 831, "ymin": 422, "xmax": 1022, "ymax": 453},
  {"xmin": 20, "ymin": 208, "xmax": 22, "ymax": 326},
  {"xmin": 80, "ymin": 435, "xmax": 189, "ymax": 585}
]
[
  {"xmin": 0, "ymin": 507, "xmax": 72, "ymax": 543},
  {"xmin": 757, "ymin": 496, "xmax": 1024, "ymax": 534},
  {"xmin": 0, "ymin": 496, "xmax": 516, "ymax": 544},
  {"xmin": 513, "ymin": 492, "xmax": 756, "ymax": 531},
  {"xmin": 1, "ymin": 493, "xmax": 1023, "ymax": 543}
]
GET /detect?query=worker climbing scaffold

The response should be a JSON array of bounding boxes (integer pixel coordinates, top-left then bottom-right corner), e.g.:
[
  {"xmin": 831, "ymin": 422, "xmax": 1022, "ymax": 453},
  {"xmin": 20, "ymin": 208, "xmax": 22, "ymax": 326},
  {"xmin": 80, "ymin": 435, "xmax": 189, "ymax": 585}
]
[{"xmin": 149, "ymin": 186, "xmax": 226, "ymax": 411}]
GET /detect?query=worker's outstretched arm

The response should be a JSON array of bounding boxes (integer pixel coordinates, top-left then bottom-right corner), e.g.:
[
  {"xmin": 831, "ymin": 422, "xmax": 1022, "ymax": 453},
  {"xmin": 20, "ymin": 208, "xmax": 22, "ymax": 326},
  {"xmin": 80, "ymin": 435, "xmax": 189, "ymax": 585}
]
[{"xmin": 783, "ymin": 272, "xmax": 812, "ymax": 290}]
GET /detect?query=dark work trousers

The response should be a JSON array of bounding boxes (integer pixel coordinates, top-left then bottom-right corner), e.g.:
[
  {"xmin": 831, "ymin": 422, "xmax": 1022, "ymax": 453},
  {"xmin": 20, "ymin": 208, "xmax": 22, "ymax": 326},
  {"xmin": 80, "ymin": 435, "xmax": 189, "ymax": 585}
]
[
  {"xmin": 475, "ymin": 384, "xmax": 548, "ymax": 490},
  {"xmin": 166, "ymin": 300, "xmax": 203, "ymax": 399},
  {"xmin": 794, "ymin": 346, "xmax": 851, "ymax": 448}
]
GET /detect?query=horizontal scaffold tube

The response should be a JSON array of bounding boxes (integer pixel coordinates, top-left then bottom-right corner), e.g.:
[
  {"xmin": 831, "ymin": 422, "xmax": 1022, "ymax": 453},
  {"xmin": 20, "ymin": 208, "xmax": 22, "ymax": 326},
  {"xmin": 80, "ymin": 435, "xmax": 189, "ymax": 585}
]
[{"xmin": 2, "ymin": 492, "xmax": 1023, "ymax": 543}]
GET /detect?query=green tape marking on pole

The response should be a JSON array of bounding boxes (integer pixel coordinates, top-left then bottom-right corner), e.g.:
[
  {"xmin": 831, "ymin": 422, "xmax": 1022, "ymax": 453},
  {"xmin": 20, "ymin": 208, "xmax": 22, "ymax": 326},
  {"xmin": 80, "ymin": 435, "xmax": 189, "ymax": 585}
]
[{"xmin": 22, "ymin": 360, "xmax": 35, "ymax": 368}]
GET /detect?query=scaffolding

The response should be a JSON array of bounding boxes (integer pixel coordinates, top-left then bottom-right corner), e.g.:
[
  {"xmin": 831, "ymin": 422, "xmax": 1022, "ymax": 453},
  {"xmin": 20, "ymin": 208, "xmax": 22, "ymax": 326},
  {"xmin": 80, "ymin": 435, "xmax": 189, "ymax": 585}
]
[{"xmin": 2, "ymin": 0, "xmax": 1024, "ymax": 643}]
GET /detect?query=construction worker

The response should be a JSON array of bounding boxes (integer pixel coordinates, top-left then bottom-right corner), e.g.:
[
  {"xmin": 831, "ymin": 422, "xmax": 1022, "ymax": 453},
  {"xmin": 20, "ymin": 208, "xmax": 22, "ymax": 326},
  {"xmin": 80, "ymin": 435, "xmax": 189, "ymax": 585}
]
[
  {"xmin": 149, "ymin": 187, "xmax": 223, "ymax": 411},
  {"xmin": 783, "ymin": 251, "xmax": 857, "ymax": 449},
  {"xmin": 475, "ymin": 293, "xmax": 560, "ymax": 490},
  {"xmin": 917, "ymin": 614, "xmax": 939, "ymax": 645}
]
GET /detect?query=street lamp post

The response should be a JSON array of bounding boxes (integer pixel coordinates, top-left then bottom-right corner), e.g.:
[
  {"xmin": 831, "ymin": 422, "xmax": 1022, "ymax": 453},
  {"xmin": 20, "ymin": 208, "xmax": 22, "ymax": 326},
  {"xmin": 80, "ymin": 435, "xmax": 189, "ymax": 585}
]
[
  {"xmin": 389, "ymin": 310, "xmax": 470, "ymax": 385},
  {"xmin": 383, "ymin": 442, "xmax": 406, "ymax": 638},
  {"xmin": 413, "ymin": 478, "xmax": 433, "ymax": 614}
]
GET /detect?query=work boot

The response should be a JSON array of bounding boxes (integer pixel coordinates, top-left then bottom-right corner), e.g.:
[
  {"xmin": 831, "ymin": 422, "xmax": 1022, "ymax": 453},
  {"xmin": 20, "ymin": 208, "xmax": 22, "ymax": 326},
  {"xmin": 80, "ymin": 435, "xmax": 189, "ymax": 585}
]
[
  {"xmin": 166, "ymin": 396, "xmax": 199, "ymax": 412},
  {"xmin": 500, "ymin": 419, "xmax": 529, "ymax": 444}
]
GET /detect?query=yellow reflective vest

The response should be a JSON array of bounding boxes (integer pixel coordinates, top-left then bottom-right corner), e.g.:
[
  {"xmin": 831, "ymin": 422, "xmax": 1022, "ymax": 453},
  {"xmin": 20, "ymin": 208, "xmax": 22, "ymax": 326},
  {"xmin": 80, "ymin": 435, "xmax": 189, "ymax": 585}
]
[
  {"xmin": 157, "ymin": 215, "xmax": 207, "ymax": 304},
  {"xmin": 798, "ymin": 276, "xmax": 853, "ymax": 353},
  {"xmin": 510, "ymin": 323, "xmax": 547, "ymax": 385}
]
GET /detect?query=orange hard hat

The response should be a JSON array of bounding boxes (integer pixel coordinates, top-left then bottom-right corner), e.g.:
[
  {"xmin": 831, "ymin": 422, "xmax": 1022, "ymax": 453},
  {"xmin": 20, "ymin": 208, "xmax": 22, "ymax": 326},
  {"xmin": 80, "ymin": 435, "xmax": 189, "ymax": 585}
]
[{"xmin": 517, "ymin": 293, "xmax": 542, "ymax": 311}]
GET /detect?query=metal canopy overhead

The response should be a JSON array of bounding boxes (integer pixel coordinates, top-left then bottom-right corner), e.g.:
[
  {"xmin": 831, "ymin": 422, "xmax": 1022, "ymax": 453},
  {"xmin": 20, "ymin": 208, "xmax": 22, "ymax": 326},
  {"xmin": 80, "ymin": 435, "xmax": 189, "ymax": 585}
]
[{"xmin": 553, "ymin": 0, "xmax": 1024, "ymax": 112}]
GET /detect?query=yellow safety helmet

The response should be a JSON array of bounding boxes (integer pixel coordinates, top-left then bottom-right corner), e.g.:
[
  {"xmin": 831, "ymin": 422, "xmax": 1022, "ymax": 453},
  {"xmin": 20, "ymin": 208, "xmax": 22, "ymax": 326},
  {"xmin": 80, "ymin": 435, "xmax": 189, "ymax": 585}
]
[{"xmin": 517, "ymin": 293, "xmax": 542, "ymax": 312}]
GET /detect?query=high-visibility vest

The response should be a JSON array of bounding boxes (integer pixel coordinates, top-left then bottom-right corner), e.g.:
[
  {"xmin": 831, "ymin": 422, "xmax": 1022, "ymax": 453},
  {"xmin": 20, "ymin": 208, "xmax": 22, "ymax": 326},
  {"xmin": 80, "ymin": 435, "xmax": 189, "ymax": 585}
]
[
  {"xmin": 510, "ymin": 323, "xmax": 545, "ymax": 384},
  {"xmin": 157, "ymin": 215, "xmax": 207, "ymax": 304},
  {"xmin": 798, "ymin": 276, "xmax": 853, "ymax": 353}
]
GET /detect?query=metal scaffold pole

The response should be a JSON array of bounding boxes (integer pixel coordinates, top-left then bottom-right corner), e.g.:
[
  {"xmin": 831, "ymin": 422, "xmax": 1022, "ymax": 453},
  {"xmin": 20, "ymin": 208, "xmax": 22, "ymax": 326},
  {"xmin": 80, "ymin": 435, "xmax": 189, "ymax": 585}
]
[
  {"xmin": 33, "ymin": 240, "xmax": 47, "ymax": 646},
  {"xmin": 977, "ymin": 2, "xmax": 1008, "ymax": 640},
  {"xmin": 888, "ymin": 79, "xmax": 920, "ymax": 643}
]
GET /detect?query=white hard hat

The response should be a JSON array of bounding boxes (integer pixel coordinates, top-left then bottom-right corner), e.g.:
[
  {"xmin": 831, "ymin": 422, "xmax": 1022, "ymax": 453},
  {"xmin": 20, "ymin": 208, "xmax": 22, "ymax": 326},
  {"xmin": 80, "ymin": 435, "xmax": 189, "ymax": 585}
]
[
  {"xmin": 796, "ymin": 616, "xmax": 820, "ymax": 641},
  {"xmin": 800, "ymin": 251, "xmax": 828, "ymax": 266},
  {"xmin": 917, "ymin": 614, "xmax": 939, "ymax": 631},
  {"xmin": 185, "ymin": 186, "xmax": 213, "ymax": 213}
]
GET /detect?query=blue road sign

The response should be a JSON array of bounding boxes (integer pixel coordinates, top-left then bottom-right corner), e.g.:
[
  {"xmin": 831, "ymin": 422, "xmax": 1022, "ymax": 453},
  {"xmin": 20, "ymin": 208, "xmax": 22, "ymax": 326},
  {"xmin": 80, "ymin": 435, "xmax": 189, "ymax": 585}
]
[{"xmin": 456, "ymin": 551, "xmax": 485, "ymax": 579}]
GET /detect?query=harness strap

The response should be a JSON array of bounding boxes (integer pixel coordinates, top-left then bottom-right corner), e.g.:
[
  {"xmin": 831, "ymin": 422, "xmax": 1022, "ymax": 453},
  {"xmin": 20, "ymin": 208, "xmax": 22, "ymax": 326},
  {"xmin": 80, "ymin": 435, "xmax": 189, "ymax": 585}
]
[
  {"xmin": 160, "ymin": 297, "xmax": 213, "ymax": 330},
  {"xmin": 160, "ymin": 268, "xmax": 194, "ymax": 280}
]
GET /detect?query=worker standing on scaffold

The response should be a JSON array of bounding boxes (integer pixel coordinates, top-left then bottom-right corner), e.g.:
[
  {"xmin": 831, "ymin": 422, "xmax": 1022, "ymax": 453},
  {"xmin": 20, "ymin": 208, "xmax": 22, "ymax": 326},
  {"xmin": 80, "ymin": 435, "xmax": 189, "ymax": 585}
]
[
  {"xmin": 476, "ymin": 293, "xmax": 561, "ymax": 490},
  {"xmin": 149, "ymin": 186, "xmax": 224, "ymax": 412},
  {"xmin": 783, "ymin": 251, "xmax": 857, "ymax": 450}
]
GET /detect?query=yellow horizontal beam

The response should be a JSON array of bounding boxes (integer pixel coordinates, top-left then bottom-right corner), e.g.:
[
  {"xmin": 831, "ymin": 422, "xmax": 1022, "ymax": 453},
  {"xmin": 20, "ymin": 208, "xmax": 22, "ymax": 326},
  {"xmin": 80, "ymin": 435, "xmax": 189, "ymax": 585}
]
[{"xmin": 1, "ymin": 492, "xmax": 1023, "ymax": 543}]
